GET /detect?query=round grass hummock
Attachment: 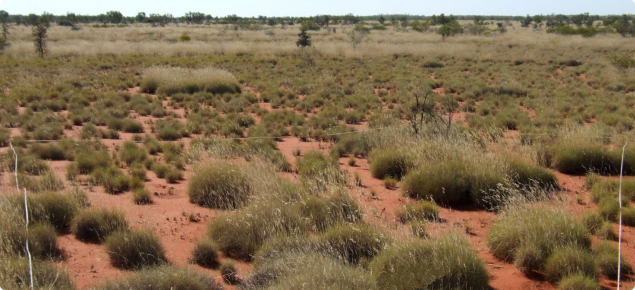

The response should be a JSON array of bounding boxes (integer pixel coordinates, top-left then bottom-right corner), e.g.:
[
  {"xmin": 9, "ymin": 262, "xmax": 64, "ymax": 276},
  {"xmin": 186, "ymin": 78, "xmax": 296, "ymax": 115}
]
[{"xmin": 187, "ymin": 161, "xmax": 251, "ymax": 210}]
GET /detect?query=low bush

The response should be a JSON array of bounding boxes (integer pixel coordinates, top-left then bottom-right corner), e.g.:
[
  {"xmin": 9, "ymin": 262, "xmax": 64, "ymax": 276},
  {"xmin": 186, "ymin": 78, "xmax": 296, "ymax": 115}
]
[
  {"xmin": 119, "ymin": 141, "xmax": 148, "ymax": 166},
  {"xmin": 132, "ymin": 188, "xmax": 153, "ymax": 205},
  {"xmin": 506, "ymin": 157, "xmax": 558, "ymax": 189},
  {"xmin": 32, "ymin": 192, "xmax": 80, "ymax": 231},
  {"xmin": 165, "ymin": 169, "xmax": 183, "ymax": 184},
  {"xmin": 319, "ymin": 224, "xmax": 387, "ymax": 264},
  {"xmin": 220, "ymin": 260, "xmax": 239, "ymax": 285},
  {"xmin": 369, "ymin": 149, "xmax": 412, "ymax": 179},
  {"xmin": 188, "ymin": 161, "xmax": 251, "ymax": 209},
  {"xmin": 370, "ymin": 233, "xmax": 489, "ymax": 290},
  {"xmin": 597, "ymin": 196, "xmax": 620, "ymax": 221},
  {"xmin": 623, "ymin": 206, "xmax": 635, "ymax": 226},
  {"xmin": 544, "ymin": 246, "xmax": 596, "ymax": 283},
  {"xmin": 96, "ymin": 265, "xmax": 220, "ymax": 290},
  {"xmin": 208, "ymin": 200, "xmax": 307, "ymax": 261},
  {"xmin": 0, "ymin": 258, "xmax": 75, "ymax": 290},
  {"xmin": 557, "ymin": 274, "xmax": 600, "ymax": 290},
  {"xmin": 72, "ymin": 209, "xmax": 129, "ymax": 243},
  {"xmin": 26, "ymin": 223, "xmax": 60, "ymax": 260},
  {"xmin": 296, "ymin": 151, "xmax": 345, "ymax": 191},
  {"xmin": 76, "ymin": 151, "xmax": 110, "ymax": 174},
  {"xmin": 593, "ymin": 241, "xmax": 632, "ymax": 279},
  {"xmin": 243, "ymin": 251, "xmax": 373, "ymax": 290},
  {"xmin": 105, "ymin": 230, "xmax": 166, "ymax": 270},
  {"xmin": 298, "ymin": 194, "xmax": 362, "ymax": 232},
  {"xmin": 192, "ymin": 239, "xmax": 220, "ymax": 269},
  {"xmin": 487, "ymin": 204, "xmax": 590, "ymax": 274},
  {"xmin": 396, "ymin": 201, "xmax": 440, "ymax": 223},
  {"xmin": 29, "ymin": 143, "xmax": 68, "ymax": 160},
  {"xmin": 581, "ymin": 211, "xmax": 604, "ymax": 235},
  {"xmin": 383, "ymin": 176, "xmax": 398, "ymax": 189}
]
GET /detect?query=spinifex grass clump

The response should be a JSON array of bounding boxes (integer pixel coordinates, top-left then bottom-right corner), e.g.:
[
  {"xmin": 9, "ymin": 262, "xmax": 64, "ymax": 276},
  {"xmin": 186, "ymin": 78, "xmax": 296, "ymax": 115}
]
[
  {"xmin": 105, "ymin": 230, "xmax": 166, "ymax": 270},
  {"xmin": 487, "ymin": 203, "xmax": 590, "ymax": 275},
  {"xmin": 319, "ymin": 224, "xmax": 387, "ymax": 264},
  {"xmin": 369, "ymin": 149, "xmax": 413, "ymax": 179},
  {"xmin": 370, "ymin": 232, "xmax": 489, "ymax": 290},
  {"xmin": 296, "ymin": 150, "xmax": 345, "ymax": 192},
  {"xmin": 395, "ymin": 201, "xmax": 440, "ymax": 223},
  {"xmin": 142, "ymin": 67, "xmax": 241, "ymax": 96},
  {"xmin": 188, "ymin": 160, "xmax": 252, "ymax": 209},
  {"xmin": 96, "ymin": 265, "xmax": 220, "ymax": 290},
  {"xmin": 72, "ymin": 208, "xmax": 129, "ymax": 243},
  {"xmin": 0, "ymin": 258, "xmax": 75, "ymax": 290}
]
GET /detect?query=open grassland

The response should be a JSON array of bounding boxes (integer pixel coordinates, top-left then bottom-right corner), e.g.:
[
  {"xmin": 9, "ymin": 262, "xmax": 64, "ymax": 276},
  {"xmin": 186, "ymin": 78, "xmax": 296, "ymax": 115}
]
[{"xmin": 0, "ymin": 21, "xmax": 635, "ymax": 290}]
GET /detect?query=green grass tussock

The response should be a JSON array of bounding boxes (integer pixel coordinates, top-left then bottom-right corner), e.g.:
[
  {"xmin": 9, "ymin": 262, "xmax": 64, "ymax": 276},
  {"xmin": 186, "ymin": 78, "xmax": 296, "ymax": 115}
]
[
  {"xmin": 593, "ymin": 241, "xmax": 632, "ymax": 279},
  {"xmin": 191, "ymin": 239, "xmax": 220, "ymax": 269},
  {"xmin": 105, "ymin": 230, "xmax": 166, "ymax": 270},
  {"xmin": 0, "ymin": 258, "xmax": 75, "ymax": 290},
  {"xmin": 396, "ymin": 201, "xmax": 440, "ymax": 223},
  {"xmin": 370, "ymin": 232, "xmax": 489, "ymax": 290},
  {"xmin": 319, "ymin": 223, "xmax": 387, "ymax": 264},
  {"xmin": 544, "ymin": 246, "xmax": 596, "ymax": 283},
  {"xmin": 72, "ymin": 208, "xmax": 129, "ymax": 243},
  {"xmin": 96, "ymin": 265, "xmax": 221, "ymax": 290},
  {"xmin": 143, "ymin": 66, "xmax": 241, "ymax": 96},
  {"xmin": 188, "ymin": 160, "xmax": 252, "ymax": 209},
  {"xmin": 369, "ymin": 149, "xmax": 413, "ymax": 179},
  {"xmin": 487, "ymin": 204, "xmax": 590, "ymax": 274},
  {"xmin": 557, "ymin": 274, "xmax": 600, "ymax": 290}
]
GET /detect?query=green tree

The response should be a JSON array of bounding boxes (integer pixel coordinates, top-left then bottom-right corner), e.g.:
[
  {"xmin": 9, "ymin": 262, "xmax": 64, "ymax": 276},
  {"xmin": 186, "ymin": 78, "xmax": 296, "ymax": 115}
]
[
  {"xmin": 521, "ymin": 15, "xmax": 533, "ymax": 27},
  {"xmin": 437, "ymin": 21, "xmax": 463, "ymax": 40},
  {"xmin": 136, "ymin": 12, "xmax": 146, "ymax": 23},
  {"xmin": 300, "ymin": 20, "xmax": 320, "ymax": 31},
  {"xmin": 184, "ymin": 12, "xmax": 205, "ymax": 24},
  {"xmin": 378, "ymin": 15, "xmax": 385, "ymax": 25},
  {"xmin": 32, "ymin": 14, "xmax": 49, "ymax": 58},
  {"xmin": 296, "ymin": 29, "xmax": 311, "ymax": 48},
  {"xmin": 0, "ymin": 10, "xmax": 9, "ymax": 39},
  {"xmin": 106, "ymin": 11, "xmax": 123, "ymax": 24}
]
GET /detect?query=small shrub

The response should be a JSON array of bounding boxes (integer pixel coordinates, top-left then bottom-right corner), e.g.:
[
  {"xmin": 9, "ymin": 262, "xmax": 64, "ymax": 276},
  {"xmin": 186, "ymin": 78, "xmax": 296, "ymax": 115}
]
[
  {"xmin": 296, "ymin": 151, "xmax": 344, "ymax": 189},
  {"xmin": 132, "ymin": 188, "xmax": 152, "ymax": 205},
  {"xmin": 347, "ymin": 157, "xmax": 356, "ymax": 166},
  {"xmin": 105, "ymin": 230, "xmax": 166, "ymax": 270},
  {"xmin": 180, "ymin": 33, "xmax": 191, "ymax": 42},
  {"xmin": 72, "ymin": 209, "xmax": 129, "ymax": 243},
  {"xmin": 396, "ymin": 201, "xmax": 440, "ymax": 223},
  {"xmin": 188, "ymin": 161, "xmax": 251, "ymax": 209},
  {"xmin": 370, "ymin": 233, "xmax": 489, "ymax": 290},
  {"xmin": 557, "ymin": 274, "xmax": 600, "ymax": 290},
  {"xmin": 487, "ymin": 204, "xmax": 590, "ymax": 273},
  {"xmin": 298, "ymin": 194, "xmax": 362, "ymax": 232},
  {"xmin": 407, "ymin": 220, "xmax": 427, "ymax": 238},
  {"xmin": 140, "ymin": 78, "xmax": 159, "ymax": 94},
  {"xmin": 623, "ymin": 206, "xmax": 635, "ymax": 226},
  {"xmin": 423, "ymin": 61, "xmax": 445, "ymax": 68},
  {"xmin": 165, "ymin": 169, "xmax": 183, "ymax": 184},
  {"xmin": 119, "ymin": 141, "xmax": 148, "ymax": 166},
  {"xmin": 32, "ymin": 192, "xmax": 80, "ymax": 231},
  {"xmin": 70, "ymin": 187, "xmax": 90, "ymax": 208},
  {"xmin": 597, "ymin": 196, "xmax": 620, "ymax": 221},
  {"xmin": 0, "ymin": 258, "xmax": 75, "ymax": 290},
  {"xmin": 95, "ymin": 265, "xmax": 218, "ymax": 290},
  {"xmin": 581, "ymin": 211, "xmax": 604, "ymax": 235},
  {"xmin": 27, "ymin": 223, "xmax": 60, "ymax": 260},
  {"xmin": 544, "ymin": 246, "xmax": 596, "ymax": 283},
  {"xmin": 319, "ymin": 224, "xmax": 387, "ymax": 264},
  {"xmin": 192, "ymin": 239, "xmax": 220, "ymax": 269},
  {"xmin": 30, "ymin": 143, "xmax": 68, "ymax": 160},
  {"xmin": 507, "ymin": 157, "xmax": 558, "ymax": 189},
  {"xmin": 594, "ymin": 241, "xmax": 632, "ymax": 279},
  {"xmin": 369, "ymin": 149, "xmax": 412, "ymax": 179},
  {"xmin": 383, "ymin": 176, "xmax": 398, "ymax": 189},
  {"xmin": 401, "ymin": 161, "xmax": 471, "ymax": 205},
  {"xmin": 595, "ymin": 222, "xmax": 616, "ymax": 240},
  {"xmin": 220, "ymin": 260, "xmax": 239, "ymax": 285}
]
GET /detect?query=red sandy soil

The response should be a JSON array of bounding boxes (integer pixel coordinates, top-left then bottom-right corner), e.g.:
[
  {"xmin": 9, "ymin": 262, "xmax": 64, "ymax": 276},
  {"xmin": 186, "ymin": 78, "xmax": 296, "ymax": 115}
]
[{"xmin": 1, "ymin": 85, "xmax": 634, "ymax": 290}]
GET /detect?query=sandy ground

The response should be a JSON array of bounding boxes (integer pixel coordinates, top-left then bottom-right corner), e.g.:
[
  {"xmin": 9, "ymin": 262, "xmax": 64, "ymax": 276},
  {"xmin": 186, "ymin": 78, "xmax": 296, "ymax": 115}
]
[{"xmin": 0, "ymin": 85, "xmax": 633, "ymax": 290}]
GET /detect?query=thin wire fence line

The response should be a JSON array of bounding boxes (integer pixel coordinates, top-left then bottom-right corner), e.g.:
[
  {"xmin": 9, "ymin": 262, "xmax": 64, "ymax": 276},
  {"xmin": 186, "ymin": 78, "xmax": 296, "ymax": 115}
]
[{"xmin": 9, "ymin": 142, "xmax": 34, "ymax": 290}]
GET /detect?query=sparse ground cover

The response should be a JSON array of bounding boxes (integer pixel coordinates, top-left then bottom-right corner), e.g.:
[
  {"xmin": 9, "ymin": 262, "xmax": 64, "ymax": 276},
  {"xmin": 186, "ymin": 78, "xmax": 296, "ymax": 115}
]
[{"xmin": 0, "ymin": 18, "xmax": 634, "ymax": 290}]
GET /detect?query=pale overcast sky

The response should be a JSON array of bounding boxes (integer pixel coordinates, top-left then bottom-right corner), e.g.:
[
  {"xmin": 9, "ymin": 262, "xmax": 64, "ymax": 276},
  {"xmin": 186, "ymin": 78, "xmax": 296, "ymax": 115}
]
[{"xmin": 0, "ymin": 0, "xmax": 634, "ymax": 17}]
